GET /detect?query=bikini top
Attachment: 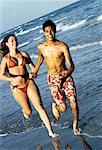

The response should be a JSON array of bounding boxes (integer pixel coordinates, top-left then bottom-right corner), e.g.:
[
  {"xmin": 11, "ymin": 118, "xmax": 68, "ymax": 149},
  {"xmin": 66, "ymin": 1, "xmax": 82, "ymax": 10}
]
[{"xmin": 8, "ymin": 52, "xmax": 30, "ymax": 68}]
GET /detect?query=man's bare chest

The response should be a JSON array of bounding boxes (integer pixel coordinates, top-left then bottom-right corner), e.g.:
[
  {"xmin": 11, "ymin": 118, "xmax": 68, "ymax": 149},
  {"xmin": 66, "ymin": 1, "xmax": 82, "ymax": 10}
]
[{"xmin": 41, "ymin": 47, "xmax": 62, "ymax": 59}]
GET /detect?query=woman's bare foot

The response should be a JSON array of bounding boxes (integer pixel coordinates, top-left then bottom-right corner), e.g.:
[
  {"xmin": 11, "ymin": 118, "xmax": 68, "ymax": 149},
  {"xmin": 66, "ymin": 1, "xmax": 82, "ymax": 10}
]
[
  {"xmin": 49, "ymin": 132, "xmax": 59, "ymax": 138},
  {"xmin": 52, "ymin": 103, "xmax": 60, "ymax": 120},
  {"xmin": 73, "ymin": 121, "xmax": 80, "ymax": 135},
  {"xmin": 22, "ymin": 109, "xmax": 30, "ymax": 119}
]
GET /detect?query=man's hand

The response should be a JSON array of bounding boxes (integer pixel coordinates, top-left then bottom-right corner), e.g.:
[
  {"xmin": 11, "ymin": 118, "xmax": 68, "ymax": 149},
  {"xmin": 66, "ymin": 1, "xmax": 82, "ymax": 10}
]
[{"xmin": 61, "ymin": 70, "xmax": 69, "ymax": 78}]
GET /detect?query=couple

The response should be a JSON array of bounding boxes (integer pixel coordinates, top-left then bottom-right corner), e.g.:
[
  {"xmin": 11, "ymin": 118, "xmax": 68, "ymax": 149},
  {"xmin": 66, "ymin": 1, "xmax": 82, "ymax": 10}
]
[{"xmin": 0, "ymin": 20, "xmax": 80, "ymax": 137}]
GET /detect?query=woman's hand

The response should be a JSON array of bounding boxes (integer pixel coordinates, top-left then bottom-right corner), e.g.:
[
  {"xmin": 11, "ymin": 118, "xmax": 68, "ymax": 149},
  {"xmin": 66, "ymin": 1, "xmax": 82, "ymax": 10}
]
[{"xmin": 29, "ymin": 72, "xmax": 37, "ymax": 79}]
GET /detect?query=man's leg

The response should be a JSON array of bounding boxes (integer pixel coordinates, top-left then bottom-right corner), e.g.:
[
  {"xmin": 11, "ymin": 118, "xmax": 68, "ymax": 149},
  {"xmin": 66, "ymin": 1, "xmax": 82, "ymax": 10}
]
[
  {"xmin": 47, "ymin": 74, "xmax": 67, "ymax": 120},
  {"xmin": 69, "ymin": 96, "xmax": 80, "ymax": 135},
  {"xmin": 52, "ymin": 102, "xmax": 67, "ymax": 120},
  {"xmin": 63, "ymin": 76, "xmax": 80, "ymax": 135},
  {"xmin": 52, "ymin": 103, "xmax": 60, "ymax": 120}
]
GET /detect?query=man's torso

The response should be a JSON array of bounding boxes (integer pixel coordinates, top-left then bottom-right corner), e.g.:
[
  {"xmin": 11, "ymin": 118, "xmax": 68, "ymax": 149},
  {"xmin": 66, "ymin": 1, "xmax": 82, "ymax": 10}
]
[{"xmin": 39, "ymin": 41, "xmax": 67, "ymax": 75}]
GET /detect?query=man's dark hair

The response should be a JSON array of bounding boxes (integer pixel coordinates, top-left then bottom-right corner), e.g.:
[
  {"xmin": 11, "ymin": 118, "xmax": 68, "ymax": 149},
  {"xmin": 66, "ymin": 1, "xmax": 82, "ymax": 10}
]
[{"xmin": 42, "ymin": 20, "xmax": 56, "ymax": 33}]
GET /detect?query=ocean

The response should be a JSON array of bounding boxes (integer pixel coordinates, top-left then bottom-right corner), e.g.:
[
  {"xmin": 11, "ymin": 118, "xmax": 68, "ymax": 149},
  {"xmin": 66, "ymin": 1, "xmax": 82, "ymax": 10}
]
[{"xmin": 0, "ymin": 0, "xmax": 102, "ymax": 149}]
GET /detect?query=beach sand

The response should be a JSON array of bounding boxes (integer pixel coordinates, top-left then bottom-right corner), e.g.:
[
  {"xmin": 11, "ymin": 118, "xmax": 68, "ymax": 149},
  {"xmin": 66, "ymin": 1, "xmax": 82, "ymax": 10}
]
[{"xmin": 1, "ymin": 126, "xmax": 94, "ymax": 150}]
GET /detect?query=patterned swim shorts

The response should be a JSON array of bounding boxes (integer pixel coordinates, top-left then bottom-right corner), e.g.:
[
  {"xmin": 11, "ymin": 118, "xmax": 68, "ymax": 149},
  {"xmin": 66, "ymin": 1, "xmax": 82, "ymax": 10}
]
[{"xmin": 47, "ymin": 72, "xmax": 76, "ymax": 105}]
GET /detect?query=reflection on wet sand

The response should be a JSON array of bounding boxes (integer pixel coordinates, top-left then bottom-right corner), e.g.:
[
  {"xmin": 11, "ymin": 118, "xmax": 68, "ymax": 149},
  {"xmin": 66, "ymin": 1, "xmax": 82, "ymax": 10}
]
[
  {"xmin": 36, "ymin": 135, "xmax": 92, "ymax": 150},
  {"xmin": 52, "ymin": 140, "xmax": 61, "ymax": 150},
  {"xmin": 36, "ymin": 144, "xmax": 42, "ymax": 150},
  {"xmin": 79, "ymin": 135, "xmax": 92, "ymax": 150}
]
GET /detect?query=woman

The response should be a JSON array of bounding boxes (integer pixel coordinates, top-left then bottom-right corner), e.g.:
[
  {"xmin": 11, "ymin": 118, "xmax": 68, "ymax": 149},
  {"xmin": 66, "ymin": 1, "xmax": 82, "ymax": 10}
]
[{"xmin": 0, "ymin": 34, "xmax": 58, "ymax": 138}]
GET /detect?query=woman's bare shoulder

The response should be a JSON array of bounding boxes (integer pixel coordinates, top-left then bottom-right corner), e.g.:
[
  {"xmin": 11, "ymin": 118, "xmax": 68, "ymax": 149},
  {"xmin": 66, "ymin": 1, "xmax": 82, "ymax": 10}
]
[
  {"xmin": 3, "ymin": 54, "xmax": 9, "ymax": 60},
  {"xmin": 20, "ymin": 51, "xmax": 29, "ymax": 58}
]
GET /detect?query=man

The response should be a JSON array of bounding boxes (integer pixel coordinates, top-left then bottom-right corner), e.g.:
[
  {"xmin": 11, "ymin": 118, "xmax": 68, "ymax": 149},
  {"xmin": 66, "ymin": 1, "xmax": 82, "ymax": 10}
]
[{"xmin": 33, "ymin": 20, "xmax": 80, "ymax": 135}]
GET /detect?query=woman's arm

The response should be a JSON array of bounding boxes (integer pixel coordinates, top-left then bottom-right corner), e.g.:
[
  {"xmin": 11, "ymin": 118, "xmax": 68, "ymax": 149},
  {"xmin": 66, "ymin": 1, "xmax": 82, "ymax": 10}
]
[
  {"xmin": 21, "ymin": 51, "xmax": 36, "ymax": 78},
  {"xmin": 34, "ymin": 52, "xmax": 44, "ymax": 73},
  {"xmin": 0, "ymin": 57, "xmax": 13, "ymax": 81},
  {"xmin": 32, "ymin": 44, "xmax": 44, "ymax": 74}
]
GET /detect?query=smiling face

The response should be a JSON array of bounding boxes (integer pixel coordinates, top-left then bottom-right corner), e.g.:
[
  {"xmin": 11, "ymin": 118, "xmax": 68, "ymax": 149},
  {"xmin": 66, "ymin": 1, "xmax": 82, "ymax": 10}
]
[
  {"xmin": 44, "ymin": 26, "xmax": 55, "ymax": 41},
  {"xmin": 6, "ymin": 36, "xmax": 17, "ymax": 51}
]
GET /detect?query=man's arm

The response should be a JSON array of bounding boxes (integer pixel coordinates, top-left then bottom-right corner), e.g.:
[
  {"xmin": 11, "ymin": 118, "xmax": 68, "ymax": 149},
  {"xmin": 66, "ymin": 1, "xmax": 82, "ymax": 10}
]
[
  {"xmin": 21, "ymin": 48, "xmax": 44, "ymax": 77},
  {"xmin": 62, "ymin": 43, "xmax": 75, "ymax": 76},
  {"xmin": 34, "ymin": 53, "xmax": 44, "ymax": 73},
  {"xmin": 33, "ymin": 45, "xmax": 44, "ymax": 74}
]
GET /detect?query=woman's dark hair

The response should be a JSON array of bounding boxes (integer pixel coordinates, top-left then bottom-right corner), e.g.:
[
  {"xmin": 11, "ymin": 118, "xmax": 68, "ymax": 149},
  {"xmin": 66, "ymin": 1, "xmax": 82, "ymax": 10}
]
[
  {"xmin": 1, "ymin": 34, "xmax": 18, "ymax": 56},
  {"xmin": 42, "ymin": 20, "xmax": 56, "ymax": 33}
]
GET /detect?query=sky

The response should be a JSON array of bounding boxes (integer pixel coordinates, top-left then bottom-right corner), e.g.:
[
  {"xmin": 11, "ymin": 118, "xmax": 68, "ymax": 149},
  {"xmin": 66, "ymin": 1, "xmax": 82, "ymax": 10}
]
[{"xmin": 0, "ymin": 0, "xmax": 79, "ymax": 34}]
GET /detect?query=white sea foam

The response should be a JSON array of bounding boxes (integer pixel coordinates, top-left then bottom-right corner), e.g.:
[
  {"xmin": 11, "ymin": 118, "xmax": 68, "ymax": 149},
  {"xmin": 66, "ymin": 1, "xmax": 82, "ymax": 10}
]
[
  {"xmin": 18, "ymin": 41, "xmax": 30, "ymax": 48},
  {"xmin": 16, "ymin": 30, "xmax": 30, "ymax": 36},
  {"xmin": 14, "ymin": 25, "xmax": 22, "ymax": 31},
  {"xmin": 39, "ymin": 29, "xmax": 43, "ymax": 34},
  {"xmin": 70, "ymin": 40, "xmax": 102, "ymax": 50},
  {"xmin": 61, "ymin": 19, "xmax": 87, "ymax": 32},
  {"xmin": 16, "ymin": 25, "xmax": 42, "ymax": 36},
  {"xmin": 80, "ymin": 132, "xmax": 102, "ymax": 139},
  {"xmin": 97, "ymin": 15, "xmax": 102, "ymax": 21},
  {"xmin": 39, "ymin": 17, "xmax": 44, "ymax": 21},
  {"xmin": 56, "ymin": 22, "xmax": 64, "ymax": 31},
  {"xmin": 33, "ymin": 35, "xmax": 43, "ymax": 41},
  {"xmin": 55, "ymin": 16, "xmax": 68, "ymax": 23},
  {"xmin": 13, "ymin": 123, "xmax": 45, "ymax": 135},
  {"xmin": 0, "ymin": 133, "xmax": 8, "ymax": 137}
]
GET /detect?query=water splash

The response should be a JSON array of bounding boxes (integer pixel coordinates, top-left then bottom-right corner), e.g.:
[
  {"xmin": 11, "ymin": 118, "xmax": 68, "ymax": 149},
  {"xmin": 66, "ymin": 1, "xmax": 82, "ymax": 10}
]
[{"xmin": 80, "ymin": 132, "xmax": 102, "ymax": 139}]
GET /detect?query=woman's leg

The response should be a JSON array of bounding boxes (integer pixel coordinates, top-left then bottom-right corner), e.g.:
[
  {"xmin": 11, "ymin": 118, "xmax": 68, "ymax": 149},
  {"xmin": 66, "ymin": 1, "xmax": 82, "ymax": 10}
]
[
  {"xmin": 27, "ymin": 80, "xmax": 58, "ymax": 138},
  {"xmin": 10, "ymin": 85, "xmax": 32, "ymax": 119}
]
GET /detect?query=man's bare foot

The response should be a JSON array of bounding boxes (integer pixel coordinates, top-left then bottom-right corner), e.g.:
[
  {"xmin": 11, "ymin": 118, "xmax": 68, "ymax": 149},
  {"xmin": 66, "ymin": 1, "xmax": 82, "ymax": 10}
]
[
  {"xmin": 52, "ymin": 103, "xmax": 60, "ymax": 120},
  {"xmin": 73, "ymin": 121, "xmax": 80, "ymax": 135},
  {"xmin": 73, "ymin": 128, "xmax": 80, "ymax": 135},
  {"xmin": 22, "ymin": 109, "xmax": 30, "ymax": 119},
  {"xmin": 49, "ymin": 132, "xmax": 59, "ymax": 138}
]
